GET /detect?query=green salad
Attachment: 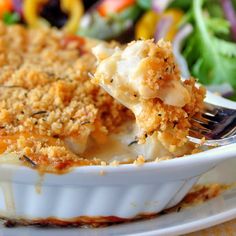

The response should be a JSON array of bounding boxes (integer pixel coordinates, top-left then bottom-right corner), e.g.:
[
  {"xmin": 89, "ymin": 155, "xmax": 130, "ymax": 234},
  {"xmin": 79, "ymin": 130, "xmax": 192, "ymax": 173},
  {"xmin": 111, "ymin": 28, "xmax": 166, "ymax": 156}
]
[
  {"xmin": 1, "ymin": 0, "xmax": 236, "ymax": 98},
  {"xmin": 174, "ymin": 0, "xmax": 236, "ymax": 99}
]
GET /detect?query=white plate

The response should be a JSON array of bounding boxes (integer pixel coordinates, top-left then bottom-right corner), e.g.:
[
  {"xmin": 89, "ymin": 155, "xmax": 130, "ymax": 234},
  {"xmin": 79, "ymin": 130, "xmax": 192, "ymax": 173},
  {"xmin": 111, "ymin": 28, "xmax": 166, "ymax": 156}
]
[{"xmin": 1, "ymin": 158, "xmax": 236, "ymax": 236}]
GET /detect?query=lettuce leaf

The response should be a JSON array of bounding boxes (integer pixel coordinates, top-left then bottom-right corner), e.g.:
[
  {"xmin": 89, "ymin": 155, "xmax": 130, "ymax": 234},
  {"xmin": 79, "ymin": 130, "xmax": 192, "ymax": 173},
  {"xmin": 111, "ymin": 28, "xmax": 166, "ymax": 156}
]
[{"xmin": 183, "ymin": 0, "xmax": 236, "ymax": 90}]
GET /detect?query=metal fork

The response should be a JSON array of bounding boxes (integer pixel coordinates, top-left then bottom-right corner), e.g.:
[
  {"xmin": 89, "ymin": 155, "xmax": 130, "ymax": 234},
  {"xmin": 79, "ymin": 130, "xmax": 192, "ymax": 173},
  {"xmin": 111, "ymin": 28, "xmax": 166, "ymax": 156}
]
[{"xmin": 189, "ymin": 102, "xmax": 236, "ymax": 146}]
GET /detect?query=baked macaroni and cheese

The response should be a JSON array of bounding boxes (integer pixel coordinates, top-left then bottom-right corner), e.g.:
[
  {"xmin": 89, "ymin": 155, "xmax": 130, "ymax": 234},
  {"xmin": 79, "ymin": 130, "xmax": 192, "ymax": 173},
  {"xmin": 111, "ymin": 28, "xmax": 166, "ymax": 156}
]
[{"xmin": 0, "ymin": 23, "xmax": 205, "ymax": 173}]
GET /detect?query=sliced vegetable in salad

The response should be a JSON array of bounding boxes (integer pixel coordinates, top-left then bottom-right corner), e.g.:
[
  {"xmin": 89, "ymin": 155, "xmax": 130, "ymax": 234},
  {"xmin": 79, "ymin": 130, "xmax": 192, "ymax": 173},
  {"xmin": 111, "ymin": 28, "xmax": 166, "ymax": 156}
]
[
  {"xmin": 77, "ymin": 0, "xmax": 146, "ymax": 42},
  {"xmin": 97, "ymin": 0, "xmax": 135, "ymax": 16},
  {"xmin": 23, "ymin": 0, "xmax": 84, "ymax": 33},
  {"xmin": 78, "ymin": 3, "xmax": 141, "ymax": 41},
  {"xmin": 0, "ymin": 0, "xmax": 13, "ymax": 18},
  {"xmin": 3, "ymin": 11, "xmax": 20, "ymax": 25}
]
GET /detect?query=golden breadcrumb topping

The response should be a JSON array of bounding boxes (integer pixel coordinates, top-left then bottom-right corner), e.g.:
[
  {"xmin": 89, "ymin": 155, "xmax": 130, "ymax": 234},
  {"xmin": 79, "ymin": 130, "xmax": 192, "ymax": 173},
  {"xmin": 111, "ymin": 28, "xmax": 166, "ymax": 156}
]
[
  {"xmin": 0, "ymin": 23, "xmax": 133, "ymax": 172},
  {"xmin": 93, "ymin": 40, "xmax": 205, "ymax": 151},
  {"xmin": 134, "ymin": 155, "xmax": 145, "ymax": 166},
  {"xmin": 0, "ymin": 24, "xmax": 205, "ymax": 172}
]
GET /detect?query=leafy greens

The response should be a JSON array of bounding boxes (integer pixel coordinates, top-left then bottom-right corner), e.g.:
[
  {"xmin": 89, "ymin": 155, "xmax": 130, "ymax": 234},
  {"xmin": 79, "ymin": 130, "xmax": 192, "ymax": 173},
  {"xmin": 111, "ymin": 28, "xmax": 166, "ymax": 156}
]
[{"xmin": 183, "ymin": 0, "xmax": 236, "ymax": 94}]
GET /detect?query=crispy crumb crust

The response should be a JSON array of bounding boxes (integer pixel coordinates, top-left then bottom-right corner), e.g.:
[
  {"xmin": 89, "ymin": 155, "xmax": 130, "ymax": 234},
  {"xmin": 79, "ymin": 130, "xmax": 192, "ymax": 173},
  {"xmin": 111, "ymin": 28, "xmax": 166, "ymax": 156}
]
[
  {"xmin": 137, "ymin": 78, "xmax": 205, "ymax": 148},
  {"xmin": 134, "ymin": 41, "xmax": 205, "ymax": 147},
  {"xmin": 0, "ymin": 23, "xmax": 133, "ymax": 171},
  {"xmin": 136, "ymin": 40, "xmax": 181, "ymax": 90}
]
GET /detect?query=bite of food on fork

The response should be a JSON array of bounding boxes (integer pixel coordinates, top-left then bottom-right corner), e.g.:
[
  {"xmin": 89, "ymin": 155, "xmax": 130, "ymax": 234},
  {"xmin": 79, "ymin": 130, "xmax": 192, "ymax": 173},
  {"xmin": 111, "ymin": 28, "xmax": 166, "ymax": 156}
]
[
  {"xmin": 92, "ymin": 39, "xmax": 236, "ymax": 149},
  {"xmin": 92, "ymin": 39, "xmax": 206, "ymax": 154}
]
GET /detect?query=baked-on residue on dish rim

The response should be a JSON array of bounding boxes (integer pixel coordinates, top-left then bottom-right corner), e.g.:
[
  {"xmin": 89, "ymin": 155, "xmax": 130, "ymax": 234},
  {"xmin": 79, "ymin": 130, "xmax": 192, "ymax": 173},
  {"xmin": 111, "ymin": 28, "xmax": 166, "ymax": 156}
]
[
  {"xmin": 0, "ymin": 139, "xmax": 236, "ymax": 225},
  {"xmin": 0, "ymin": 92, "xmax": 236, "ymax": 225}
]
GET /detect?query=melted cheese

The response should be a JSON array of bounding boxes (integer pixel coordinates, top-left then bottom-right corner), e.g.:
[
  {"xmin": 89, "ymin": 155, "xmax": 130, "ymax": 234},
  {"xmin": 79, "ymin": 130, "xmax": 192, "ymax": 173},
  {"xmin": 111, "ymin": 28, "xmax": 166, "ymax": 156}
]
[{"xmin": 93, "ymin": 42, "xmax": 190, "ymax": 111}]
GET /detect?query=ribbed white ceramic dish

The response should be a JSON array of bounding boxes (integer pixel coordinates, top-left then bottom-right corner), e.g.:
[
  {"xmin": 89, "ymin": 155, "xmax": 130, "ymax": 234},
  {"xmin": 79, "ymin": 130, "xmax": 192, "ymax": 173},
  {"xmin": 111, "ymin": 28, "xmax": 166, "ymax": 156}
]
[{"xmin": 0, "ymin": 92, "xmax": 236, "ymax": 223}]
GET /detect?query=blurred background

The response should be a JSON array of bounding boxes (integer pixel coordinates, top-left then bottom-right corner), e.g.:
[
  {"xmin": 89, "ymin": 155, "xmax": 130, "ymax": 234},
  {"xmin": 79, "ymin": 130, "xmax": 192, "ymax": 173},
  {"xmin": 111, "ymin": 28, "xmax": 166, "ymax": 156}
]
[{"xmin": 0, "ymin": 0, "xmax": 236, "ymax": 98}]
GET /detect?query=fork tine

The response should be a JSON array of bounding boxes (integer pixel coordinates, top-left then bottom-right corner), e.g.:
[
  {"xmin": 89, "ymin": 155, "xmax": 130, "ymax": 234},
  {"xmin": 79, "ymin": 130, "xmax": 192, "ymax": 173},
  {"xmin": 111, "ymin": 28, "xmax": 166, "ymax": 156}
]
[
  {"xmin": 189, "ymin": 130, "xmax": 203, "ymax": 139},
  {"xmin": 191, "ymin": 117, "xmax": 218, "ymax": 126},
  {"xmin": 202, "ymin": 113, "xmax": 224, "ymax": 122},
  {"xmin": 191, "ymin": 117, "xmax": 206, "ymax": 124},
  {"xmin": 190, "ymin": 125, "xmax": 211, "ymax": 134},
  {"xmin": 192, "ymin": 111, "xmax": 219, "ymax": 124},
  {"xmin": 201, "ymin": 117, "xmax": 218, "ymax": 124},
  {"xmin": 190, "ymin": 117, "xmax": 214, "ymax": 130},
  {"xmin": 222, "ymin": 126, "xmax": 236, "ymax": 138},
  {"xmin": 204, "ymin": 110, "xmax": 217, "ymax": 116},
  {"xmin": 191, "ymin": 116, "xmax": 222, "ymax": 133}
]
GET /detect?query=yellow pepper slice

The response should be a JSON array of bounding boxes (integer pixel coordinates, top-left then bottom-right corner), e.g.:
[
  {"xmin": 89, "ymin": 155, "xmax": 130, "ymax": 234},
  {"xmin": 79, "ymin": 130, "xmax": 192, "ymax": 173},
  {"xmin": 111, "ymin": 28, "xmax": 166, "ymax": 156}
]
[
  {"xmin": 61, "ymin": 0, "xmax": 84, "ymax": 33},
  {"xmin": 23, "ymin": 0, "xmax": 49, "ymax": 28},
  {"xmin": 135, "ymin": 9, "xmax": 184, "ymax": 41},
  {"xmin": 135, "ymin": 10, "xmax": 159, "ymax": 40},
  {"xmin": 23, "ymin": 0, "xmax": 83, "ymax": 33}
]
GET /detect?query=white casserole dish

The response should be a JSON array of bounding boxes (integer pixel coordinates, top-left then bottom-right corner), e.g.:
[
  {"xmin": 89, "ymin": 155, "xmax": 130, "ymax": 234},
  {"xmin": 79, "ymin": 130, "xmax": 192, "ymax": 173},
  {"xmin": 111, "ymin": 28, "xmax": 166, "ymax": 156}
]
[{"xmin": 0, "ymin": 92, "xmax": 236, "ymax": 225}]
